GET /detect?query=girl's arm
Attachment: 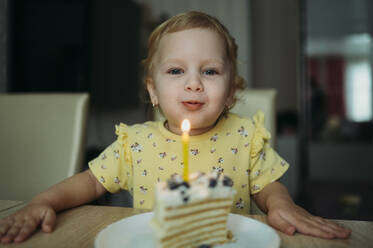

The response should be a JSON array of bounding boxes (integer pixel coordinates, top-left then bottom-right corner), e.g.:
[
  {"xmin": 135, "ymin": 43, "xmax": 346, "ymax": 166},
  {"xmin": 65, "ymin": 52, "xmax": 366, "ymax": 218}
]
[
  {"xmin": 31, "ymin": 169, "xmax": 106, "ymax": 212},
  {"xmin": 253, "ymin": 181, "xmax": 351, "ymax": 239},
  {"xmin": 0, "ymin": 169, "xmax": 106, "ymax": 244}
]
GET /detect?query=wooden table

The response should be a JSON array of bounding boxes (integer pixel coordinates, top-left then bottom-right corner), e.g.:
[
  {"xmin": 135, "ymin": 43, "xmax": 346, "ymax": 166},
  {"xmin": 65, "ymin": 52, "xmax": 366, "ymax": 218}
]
[{"xmin": 0, "ymin": 203, "xmax": 372, "ymax": 248}]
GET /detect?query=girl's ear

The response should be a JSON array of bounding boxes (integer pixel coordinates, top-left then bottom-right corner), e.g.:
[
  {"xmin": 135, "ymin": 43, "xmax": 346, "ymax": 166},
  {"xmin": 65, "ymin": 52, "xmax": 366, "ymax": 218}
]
[
  {"xmin": 225, "ymin": 85, "xmax": 236, "ymax": 108},
  {"xmin": 146, "ymin": 78, "xmax": 159, "ymax": 106}
]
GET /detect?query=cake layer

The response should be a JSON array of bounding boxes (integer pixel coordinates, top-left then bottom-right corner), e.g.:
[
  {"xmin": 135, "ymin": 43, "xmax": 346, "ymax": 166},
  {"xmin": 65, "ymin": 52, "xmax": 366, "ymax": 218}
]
[
  {"xmin": 152, "ymin": 214, "xmax": 228, "ymax": 238},
  {"xmin": 151, "ymin": 172, "xmax": 236, "ymax": 248},
  {"xmin": 167, "ymin": 198, "xmax": 233, "ymax": 210},
  {"xmin": 158, "ymin": 214, "xmax": 227, "ymax": 234},
  {"xmin": 162, "ymin": 221, "xmax": 226, "ymax": 242},
  {"xmin": 154, "ymin": 173, "xmax": 235, "ymax": 208},
  {"xmin": 165, "ymin": 204, "xmax": 231, "ymax": 220},
  {"xmin": 154, "ymin": 198, "xmax": 232, "ymax": 221}
]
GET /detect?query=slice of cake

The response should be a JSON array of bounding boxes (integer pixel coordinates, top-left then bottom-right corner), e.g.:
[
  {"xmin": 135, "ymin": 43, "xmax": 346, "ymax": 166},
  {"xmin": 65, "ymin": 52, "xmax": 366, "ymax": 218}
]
[{"xmin": 150, "ymin": 172, "xmax": 236, "ymax": 248}]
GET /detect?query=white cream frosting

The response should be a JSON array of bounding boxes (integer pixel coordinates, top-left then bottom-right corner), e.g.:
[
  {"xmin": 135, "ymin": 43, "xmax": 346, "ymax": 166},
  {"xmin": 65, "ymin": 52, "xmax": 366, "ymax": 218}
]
[{"xmin": 154, "ymin": 172, "xmax": 236, "ymax": 207}]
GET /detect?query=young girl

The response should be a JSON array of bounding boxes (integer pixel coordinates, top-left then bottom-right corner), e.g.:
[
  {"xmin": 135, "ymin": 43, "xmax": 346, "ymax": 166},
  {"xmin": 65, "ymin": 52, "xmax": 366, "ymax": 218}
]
[{"xmin": 0, "ymin": 11, "xmax": 350, "ymax": 244}]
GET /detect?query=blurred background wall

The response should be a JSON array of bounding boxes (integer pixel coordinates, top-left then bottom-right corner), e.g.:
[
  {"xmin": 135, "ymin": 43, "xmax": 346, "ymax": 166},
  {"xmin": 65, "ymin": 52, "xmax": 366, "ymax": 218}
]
[{"xmin": 0, "ymin": 0, "xmax": 7, "ymax": 93}]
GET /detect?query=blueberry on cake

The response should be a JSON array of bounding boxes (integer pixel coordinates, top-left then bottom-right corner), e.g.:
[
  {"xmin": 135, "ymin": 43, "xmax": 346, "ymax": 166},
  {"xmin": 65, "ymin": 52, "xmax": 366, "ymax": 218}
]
[{"xmin": 150, "ymin": 172, "xmax": 236, "ymax": 248}]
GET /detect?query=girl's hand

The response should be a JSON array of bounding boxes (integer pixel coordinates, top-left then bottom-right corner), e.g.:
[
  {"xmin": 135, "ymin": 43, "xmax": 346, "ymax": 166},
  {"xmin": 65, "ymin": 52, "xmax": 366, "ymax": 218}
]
[
  {"xmin": 267, "ymin": 199, "xmax": 351, "ymax": 239},
  {"xmin": 0, "ymin": 170, "xmax": 106, "ymax": 244},
  {"xmin": 0, "ymin": 202, "xmax": 56, "ymax": 244}
]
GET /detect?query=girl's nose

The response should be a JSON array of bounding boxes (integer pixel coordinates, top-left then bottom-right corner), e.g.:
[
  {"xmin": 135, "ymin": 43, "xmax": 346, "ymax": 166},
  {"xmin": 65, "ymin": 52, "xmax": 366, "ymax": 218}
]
[{"xmin": 185, "ymin": 74, "xmax": 204, "ymax": 92}]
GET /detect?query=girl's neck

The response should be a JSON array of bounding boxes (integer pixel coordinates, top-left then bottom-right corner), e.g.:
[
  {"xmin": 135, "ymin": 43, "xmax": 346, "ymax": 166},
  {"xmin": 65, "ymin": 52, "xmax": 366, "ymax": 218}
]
[{"xmin": 164, "ymin": 120, "xmax": 218, "ymax": 136}]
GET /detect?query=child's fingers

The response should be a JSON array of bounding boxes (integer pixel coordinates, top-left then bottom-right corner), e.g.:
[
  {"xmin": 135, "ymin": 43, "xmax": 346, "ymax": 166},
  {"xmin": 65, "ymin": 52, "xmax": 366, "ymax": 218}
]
[
  {"xmin": 41, "ymin": 209, "xmax": 56, "ymax": 233},
  {"xmin": 295, "ymin": 221, "xmax": 336, "ymax": 239},
  {"xmin": 0, "ymin": 204, "xmax": 55, "ymax": 243},
  {"xmin": 0, "ymin": 219, "xmax": 12, "ymax": 243},
  {"xmin": 276, "ymin": 211, "xmax": 335, "ymax": 239},
  {"xmin": 306, "ymin": 218, "xmax": 341, "ymax": 238},
  {"xmin": 313, "ymin": 216, "xmax": 348, "ymax": 232},
  {"xmin": 0, "ymin": 218, "xmax": 11, "ymax": 237},
  {"xmin": 268, "ymin": 212, "xmax": 296, "ymax": 235},
  {"xmin": 1, "ymin": 222, "xmax": 22, "ymax": 243},
  {"xmin": 295, "ymin": 214, "xmax": 349, "ymax": 238},
  {"xmin": 277, "ymin": 206, "xmax": 351, "ymax": 239},
  {"xmin": 310, "ymin": 217, "xmax": 351, "ymax": 239},
  {"xmin": 13, "ymin": 218, "xmax": 39, "ymax": 243}
]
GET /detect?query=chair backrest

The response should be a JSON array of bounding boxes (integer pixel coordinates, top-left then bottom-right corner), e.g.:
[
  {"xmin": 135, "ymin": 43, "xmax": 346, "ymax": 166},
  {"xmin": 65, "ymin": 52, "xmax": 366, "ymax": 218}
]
[
  {"xmin": 153, "ymin": 88, "xmax": 277, "ymax": 147},
  {"xmin": 0, "ymin": 93, "xmax": 89, "ymax": 201},
  {"xmin": 231, "ymin": 89, "xmax": 277, "ymax": 147}
]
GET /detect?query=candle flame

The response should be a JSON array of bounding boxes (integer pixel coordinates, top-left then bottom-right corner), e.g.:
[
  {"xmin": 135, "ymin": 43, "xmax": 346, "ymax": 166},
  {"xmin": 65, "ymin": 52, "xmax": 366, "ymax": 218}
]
[{"xmin": 181, "ymin": 119, "xmax": 191, "ymax": 132}]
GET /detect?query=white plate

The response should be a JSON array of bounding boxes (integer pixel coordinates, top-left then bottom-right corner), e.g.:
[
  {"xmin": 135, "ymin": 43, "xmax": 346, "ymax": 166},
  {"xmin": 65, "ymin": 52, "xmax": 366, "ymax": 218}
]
[{"xmin": 95, "ymin": 213, "xmax": 280, "ymax": 248}]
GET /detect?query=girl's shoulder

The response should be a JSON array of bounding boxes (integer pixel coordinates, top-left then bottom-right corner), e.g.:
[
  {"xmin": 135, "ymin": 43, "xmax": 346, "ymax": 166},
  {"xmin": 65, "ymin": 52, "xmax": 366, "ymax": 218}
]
[
  {"xmin": 115, "ymin": 120, "xmax": 159, "ymax": 134},
  {"xmin": 225, "ymin": 111, "xmax": 265, "ymax": 128},
  {"xmin": 226, "ymin": 111, "xmax": 270, "ymax": 139},
  {"xmin": 115, "ymin": 120, "xmax": 162, "ymax": 143},
  {"xmin": 227, "ymin": 111, "xmax": 272, "ymax": 158}
]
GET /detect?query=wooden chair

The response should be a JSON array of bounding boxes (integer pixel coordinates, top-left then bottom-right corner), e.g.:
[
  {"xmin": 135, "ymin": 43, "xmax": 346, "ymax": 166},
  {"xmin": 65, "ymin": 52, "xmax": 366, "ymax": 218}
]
[{"xmin": 0, "ymin": 93, "xmax": 89, "ymax": 201}]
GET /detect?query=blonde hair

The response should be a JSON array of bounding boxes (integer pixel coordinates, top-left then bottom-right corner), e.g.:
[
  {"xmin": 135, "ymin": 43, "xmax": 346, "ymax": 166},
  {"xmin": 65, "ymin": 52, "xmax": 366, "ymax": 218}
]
[{"xmin": 142, "ymin": 11, "xmax": 245, "ymax": 93}]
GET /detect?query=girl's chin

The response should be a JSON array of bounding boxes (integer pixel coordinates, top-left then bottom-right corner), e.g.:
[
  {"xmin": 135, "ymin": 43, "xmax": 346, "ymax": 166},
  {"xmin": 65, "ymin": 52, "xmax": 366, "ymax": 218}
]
[
  {"xmin": 189, "ymin": 125, "xmax": 215, "ymax": 135},
  {"xmin": 166, "ymin": 113, "xmax": 220, "ymax": 132},
  {"xmin": 166, "ymin": 119, "xmax": 215, "ymax": 135},
  {"xmin": 188, "ymin": 120, "xmax": 216, "ymax": 134}
]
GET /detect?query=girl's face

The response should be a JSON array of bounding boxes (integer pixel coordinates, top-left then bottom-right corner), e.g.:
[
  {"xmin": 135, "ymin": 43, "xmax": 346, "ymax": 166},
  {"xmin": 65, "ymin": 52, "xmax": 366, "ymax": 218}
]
[{"xmin": 147, "ymin": 28, "xmax": 234, "ymax": 135}]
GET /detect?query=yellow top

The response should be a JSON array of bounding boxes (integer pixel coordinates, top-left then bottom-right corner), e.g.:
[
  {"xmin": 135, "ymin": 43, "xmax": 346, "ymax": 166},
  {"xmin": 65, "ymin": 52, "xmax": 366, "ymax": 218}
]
[{"xmin": 89, "ymin": 112, "xmax": 289, "ymax": 214}]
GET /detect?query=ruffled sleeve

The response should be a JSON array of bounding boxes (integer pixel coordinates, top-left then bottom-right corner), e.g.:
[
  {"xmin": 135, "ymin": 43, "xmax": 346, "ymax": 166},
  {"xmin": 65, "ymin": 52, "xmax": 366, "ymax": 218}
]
[
  {"xmin": 249, "ymin": 111, "xmax": 289, "ymax": 194},
  {"xmin": 88, "ymin": 123, "xmax": 133, "ymax": 193},
  {"xmin": 115, "ymin": 123, "xmax": 133, "ymax": 165},
  {"xmin": 250, "ymin": 111, "xmax": 271, "ymax": 159}
]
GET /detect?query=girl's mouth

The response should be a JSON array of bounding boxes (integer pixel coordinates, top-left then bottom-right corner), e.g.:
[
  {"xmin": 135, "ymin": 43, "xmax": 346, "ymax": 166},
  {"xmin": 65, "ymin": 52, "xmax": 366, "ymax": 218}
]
[{"xmin": 182, "ymin": 101, "xmax": 204, "ymax": 111}]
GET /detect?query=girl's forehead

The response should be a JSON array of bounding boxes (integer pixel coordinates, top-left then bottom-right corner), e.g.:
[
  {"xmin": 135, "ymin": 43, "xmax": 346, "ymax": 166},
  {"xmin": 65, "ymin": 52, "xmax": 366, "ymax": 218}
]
[{"xmin": 155, "ymin": 28, "xmax": 227, "ymax": 62}]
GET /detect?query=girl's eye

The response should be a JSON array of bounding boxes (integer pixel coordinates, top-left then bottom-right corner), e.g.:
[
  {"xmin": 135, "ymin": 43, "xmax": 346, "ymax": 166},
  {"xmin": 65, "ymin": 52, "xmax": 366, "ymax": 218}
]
[
  {"xmin": 168, "ymin": 68, "xmax": 183, "ymax": 75},
  {"xmin": 204, "ymin": 69, "xmax": 218, "ymax": 76}
]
